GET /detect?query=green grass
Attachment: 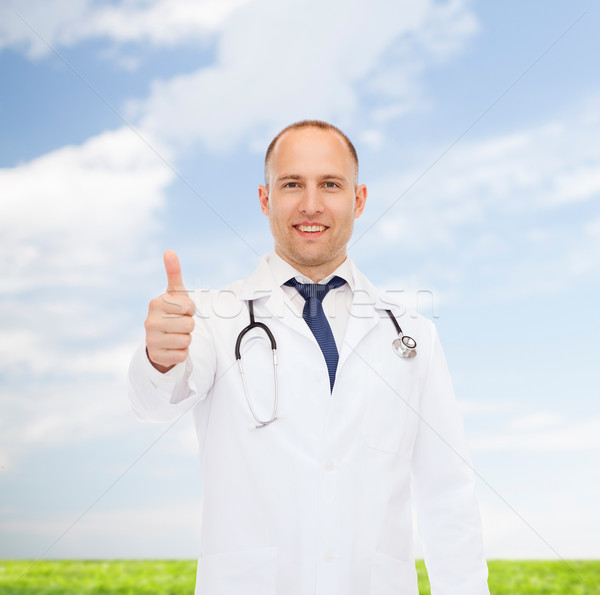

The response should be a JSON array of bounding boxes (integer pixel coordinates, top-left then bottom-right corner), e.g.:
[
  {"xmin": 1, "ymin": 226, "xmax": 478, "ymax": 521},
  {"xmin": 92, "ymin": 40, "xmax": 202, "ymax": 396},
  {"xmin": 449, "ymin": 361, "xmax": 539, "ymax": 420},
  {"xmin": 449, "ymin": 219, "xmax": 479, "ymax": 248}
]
[
  {"xmin": 0, "ymin": 559, "xmax": 598, "ymax": 594},
  {"xmin": 0, "ymin": 561, "xmax": 194, "ymax": 595}
]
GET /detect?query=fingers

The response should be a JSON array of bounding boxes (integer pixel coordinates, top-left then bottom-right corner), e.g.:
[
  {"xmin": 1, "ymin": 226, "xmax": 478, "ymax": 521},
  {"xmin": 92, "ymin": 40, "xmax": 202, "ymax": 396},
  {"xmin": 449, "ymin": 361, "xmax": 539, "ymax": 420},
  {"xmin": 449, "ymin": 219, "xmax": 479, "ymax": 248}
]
[
  {"xmin": 164, "ymin": 249, "xmax": 186, "ymax": 293},
  {"xmin": 146, "ymin": 331, "xmax": 192, "ymax": 354},
  {"xmin": 159, "ymin": 293, "xmax": 196, "ymax": 316},
  {"xmin": 145, "ymin": 322, "xmax": 194, "ymax": 369},
  {"xmin": 145, "ymin": 305, "xmax": 195, "ymax": 333},
  {"xmin": 147, "ymin": 347, "xmax": 190, "ymax": 369}
]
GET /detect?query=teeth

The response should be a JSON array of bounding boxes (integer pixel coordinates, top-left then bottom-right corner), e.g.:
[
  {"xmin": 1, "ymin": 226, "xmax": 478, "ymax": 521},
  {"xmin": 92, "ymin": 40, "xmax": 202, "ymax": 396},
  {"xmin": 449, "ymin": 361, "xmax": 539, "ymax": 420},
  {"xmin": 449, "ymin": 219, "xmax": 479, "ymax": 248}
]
[{"xmin": 297, "ymin": 225, "xmax": 326, "ymax": 232}]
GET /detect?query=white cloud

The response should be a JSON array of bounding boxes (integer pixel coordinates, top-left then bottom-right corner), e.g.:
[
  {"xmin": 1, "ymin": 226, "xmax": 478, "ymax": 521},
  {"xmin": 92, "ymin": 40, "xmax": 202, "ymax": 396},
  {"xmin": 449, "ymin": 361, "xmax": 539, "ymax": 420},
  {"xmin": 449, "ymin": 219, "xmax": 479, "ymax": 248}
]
[
  {"xmin": 458, "ymin": 399, "xmax": 521, "ymax": 416},
  {"xmin": 360, "ymin": 100, "xmax": 600, "ymax": 298},
  {"xmin": 422, "ymin": 119, "xmax": 595, "ymax": 210},
  {"xmin": 372, "ymin": 118, "xmax": 600, "ymax": 248},
  {"xmin": 358, "ymin": 129, "xmax": 385, "ymax": 152},
  {"xmin": 2, "ymin": 0, "xmax": 480, "ymax": 154},
  {"xmin": 0, "ymin": 330, "xmax": 136, "ymax": 378},
  {"xmin": 1, "ymin": 503, "xmax": 202, "ymax": 558},
  {"xmin": 0, "ymin": 126, "xmax": 174, "ymax": 458},
  {"xmin": 1, "ymin": 0, "xmax": 478, "ymax": 73},
  {"xmin": 0, "ymin": 126, "xmax": 172, "ymax": 293},
  {"xmin": 85, "ymin": 0, "xmax": 251, "ymax": 45},
  {"xmin": 470, "ymin": 417, "xmax": 600, "ymax": 452},
  {"xmin": 479, "ymin": 492, "xmax": 600, "ymax": 559},
  {"xmin": 42, "ymin": 504, "xmax": 201, "ymax": 535},
  {"xmin": 136, "ymin": 0, "xmax": 478, "ymax": 152},
  {"xmin": 1, "ymin": 0, "xmax": 89, "ymax": 58},
  {"xmin": 509, "ymin": 412, "xmax": 561, "ymax": 431},
  {"xmin": 0, "ymin": 366, "xmax": 135, "ymax": 451},
  {"xmin": 0, "ymin": 0, "xmax": 250, "ymax": 58}
]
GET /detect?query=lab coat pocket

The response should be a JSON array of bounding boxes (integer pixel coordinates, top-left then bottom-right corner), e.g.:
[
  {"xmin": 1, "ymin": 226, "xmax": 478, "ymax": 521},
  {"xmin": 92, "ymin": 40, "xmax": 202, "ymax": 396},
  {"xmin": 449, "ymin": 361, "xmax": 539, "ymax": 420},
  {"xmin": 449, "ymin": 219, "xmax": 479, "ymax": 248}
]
[
  {"xmin": 369, "ymin": 552, "xmax": 419, "ymax": 595},
  {"xmin": 364, "ymin": 362, "xmax": 418, "ymax": 457},
  {"xmin": 195, "ymin": 545, "xmax": 278, "ymax": 595}
]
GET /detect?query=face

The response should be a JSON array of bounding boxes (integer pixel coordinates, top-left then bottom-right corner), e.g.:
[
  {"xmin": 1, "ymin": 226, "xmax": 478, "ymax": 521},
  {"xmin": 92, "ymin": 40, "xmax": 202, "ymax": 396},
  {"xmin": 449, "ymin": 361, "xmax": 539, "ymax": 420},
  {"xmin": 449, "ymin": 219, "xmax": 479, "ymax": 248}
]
[{"xmin": 259, "ymin": 127, "xmax": 367, "ymax": 282}]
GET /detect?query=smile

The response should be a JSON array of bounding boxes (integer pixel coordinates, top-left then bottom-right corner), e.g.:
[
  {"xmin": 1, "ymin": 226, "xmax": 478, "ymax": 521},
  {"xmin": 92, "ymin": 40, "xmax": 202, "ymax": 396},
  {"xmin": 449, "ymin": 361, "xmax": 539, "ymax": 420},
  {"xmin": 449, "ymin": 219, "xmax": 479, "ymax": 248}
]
[{"xmin": 294, "ymin": 224, "xmax": 327, "ymax": 233}]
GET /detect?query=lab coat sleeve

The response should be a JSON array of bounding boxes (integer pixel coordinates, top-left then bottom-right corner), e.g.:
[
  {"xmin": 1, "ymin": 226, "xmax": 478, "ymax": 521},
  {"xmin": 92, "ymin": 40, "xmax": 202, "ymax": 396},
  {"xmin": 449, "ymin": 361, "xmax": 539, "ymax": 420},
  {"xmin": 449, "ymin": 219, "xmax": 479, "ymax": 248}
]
[
  {"xmin": 410, "ymin": 321, "xmax": 489, "ymax": 595},
  {"xmin": 127, "ymin": 312, "xmax": 217, "ymax": 422}
]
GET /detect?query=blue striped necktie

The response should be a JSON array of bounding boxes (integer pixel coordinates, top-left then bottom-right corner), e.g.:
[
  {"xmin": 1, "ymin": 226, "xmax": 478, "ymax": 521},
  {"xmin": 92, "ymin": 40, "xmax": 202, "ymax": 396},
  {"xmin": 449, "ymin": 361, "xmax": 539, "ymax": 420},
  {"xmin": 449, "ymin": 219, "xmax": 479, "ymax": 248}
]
[{"xmin": 285, "ymin": 276, "xmax": 346, "ymax": 392}]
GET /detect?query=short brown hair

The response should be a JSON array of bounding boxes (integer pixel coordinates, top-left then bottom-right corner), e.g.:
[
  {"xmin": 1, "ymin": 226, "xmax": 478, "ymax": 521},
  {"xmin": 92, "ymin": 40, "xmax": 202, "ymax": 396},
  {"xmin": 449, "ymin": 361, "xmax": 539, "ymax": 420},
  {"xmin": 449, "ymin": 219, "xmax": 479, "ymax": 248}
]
[{"xmin": 264, "ymin": 120, "xmax": 359, "ymax": 184}]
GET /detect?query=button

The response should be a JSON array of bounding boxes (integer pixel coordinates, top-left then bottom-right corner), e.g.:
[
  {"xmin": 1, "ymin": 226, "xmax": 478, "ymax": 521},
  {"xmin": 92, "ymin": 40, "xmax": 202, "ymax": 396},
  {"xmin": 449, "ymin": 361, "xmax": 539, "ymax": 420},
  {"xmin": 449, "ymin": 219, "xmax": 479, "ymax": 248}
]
[
  {"xmin": 323, "ymin": 550, "xmax": 334, "ymax": 564},
  {"xmin": 324, "ymin": 460, "xmax": 335, "ymax": 472}
]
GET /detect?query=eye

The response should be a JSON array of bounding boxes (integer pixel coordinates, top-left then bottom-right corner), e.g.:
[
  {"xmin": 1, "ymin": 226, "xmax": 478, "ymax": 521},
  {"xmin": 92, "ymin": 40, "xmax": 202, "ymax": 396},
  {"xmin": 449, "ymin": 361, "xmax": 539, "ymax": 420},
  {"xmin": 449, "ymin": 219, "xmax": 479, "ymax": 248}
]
[
  {"xmin": 323, "ymin": 181, "xmax": 339, "ymax": 189},
  {"xmin": 283, "ymin": 182, "xmax": 298, "ymax": 188}
]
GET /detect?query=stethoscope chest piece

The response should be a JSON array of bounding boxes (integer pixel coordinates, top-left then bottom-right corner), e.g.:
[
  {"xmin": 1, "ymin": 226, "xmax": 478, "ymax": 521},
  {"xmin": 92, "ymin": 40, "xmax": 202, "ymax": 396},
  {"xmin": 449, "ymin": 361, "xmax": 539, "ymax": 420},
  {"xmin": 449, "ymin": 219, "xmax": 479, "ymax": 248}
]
[
  {"xmin": 392, "ymin": 334, "xmax": 417, "ymax": 359},
  {"xmin": 385, "ymin": 309, "xmax": 417, "ymax": 359}
]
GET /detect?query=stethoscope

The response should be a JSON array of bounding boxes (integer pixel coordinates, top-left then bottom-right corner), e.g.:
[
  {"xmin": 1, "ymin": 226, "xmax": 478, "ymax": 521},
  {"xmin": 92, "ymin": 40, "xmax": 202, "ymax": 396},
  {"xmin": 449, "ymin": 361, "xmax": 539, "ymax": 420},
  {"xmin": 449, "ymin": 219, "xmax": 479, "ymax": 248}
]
[{"xmin": 235, "ymin": 301, "xmax": 417, "ymax": 429}]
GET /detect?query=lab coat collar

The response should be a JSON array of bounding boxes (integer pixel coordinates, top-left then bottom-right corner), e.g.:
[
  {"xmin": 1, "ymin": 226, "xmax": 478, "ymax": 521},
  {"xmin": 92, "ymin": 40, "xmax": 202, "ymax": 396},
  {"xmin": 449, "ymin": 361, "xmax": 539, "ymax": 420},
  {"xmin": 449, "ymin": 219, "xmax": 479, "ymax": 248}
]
[
  {"xmin": 238, "ymin": 255, "xmax": 396, "ymax": 360},
  {"xmin": 347, "ymin": 259, "xmax": 392, "ymax": 312},
  {"xmin": 238, "ymin": 254, "xmax": 278, "ymax": 301},
  {"xmin": 239, "ymin": 254, "xmax": 381, "ymax": 301},
  {"xmin": 336, "ymin": 259, "xmax": 392, "ymax": 373},
  {"xmin": 238, "ymin": 255, "xmax": 314, "ymax": 342}
]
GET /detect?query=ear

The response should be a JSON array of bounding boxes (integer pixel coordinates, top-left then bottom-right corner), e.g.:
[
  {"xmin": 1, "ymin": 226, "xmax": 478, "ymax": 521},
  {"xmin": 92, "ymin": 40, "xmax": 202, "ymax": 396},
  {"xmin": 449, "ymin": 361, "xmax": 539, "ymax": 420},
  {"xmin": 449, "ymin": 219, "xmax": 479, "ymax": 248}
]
[
  {"xmin": 258, "ymin": 185, "xmax": 270, "ymax": 216},
  {"xmin": 354, "ymin": 184, "xmax": 367, "ymax": 219}
]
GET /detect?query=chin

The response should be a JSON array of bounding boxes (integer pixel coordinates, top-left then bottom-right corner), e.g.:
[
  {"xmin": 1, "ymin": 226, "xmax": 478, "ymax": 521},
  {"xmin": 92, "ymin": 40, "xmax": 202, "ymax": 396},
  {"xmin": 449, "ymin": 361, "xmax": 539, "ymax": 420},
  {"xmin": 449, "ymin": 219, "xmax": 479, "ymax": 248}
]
[{"xmin": 292, "ymin": 248, "xmax": 342, "ymax": 269}]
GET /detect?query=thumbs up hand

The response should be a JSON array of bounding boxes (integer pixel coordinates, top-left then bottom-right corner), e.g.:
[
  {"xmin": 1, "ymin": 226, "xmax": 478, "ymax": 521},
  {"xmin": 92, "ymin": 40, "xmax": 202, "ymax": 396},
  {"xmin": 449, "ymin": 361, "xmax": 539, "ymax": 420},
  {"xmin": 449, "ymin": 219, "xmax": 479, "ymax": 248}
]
[{"xmin": 145, "ymin": 250, "xmax": 196, "ymax": 373}]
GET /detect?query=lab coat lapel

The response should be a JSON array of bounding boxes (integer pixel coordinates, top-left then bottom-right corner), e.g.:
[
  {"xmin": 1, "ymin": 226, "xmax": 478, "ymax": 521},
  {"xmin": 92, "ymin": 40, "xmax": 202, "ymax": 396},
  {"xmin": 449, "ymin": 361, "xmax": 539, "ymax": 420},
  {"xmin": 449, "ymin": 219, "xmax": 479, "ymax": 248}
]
[
  {"xmin": 337, "ymin": 261, "xmax": 387, "ymax": 373},
  {"xmin": 238, "ymin": 256, "xmax": 315, "ymax": 344}
]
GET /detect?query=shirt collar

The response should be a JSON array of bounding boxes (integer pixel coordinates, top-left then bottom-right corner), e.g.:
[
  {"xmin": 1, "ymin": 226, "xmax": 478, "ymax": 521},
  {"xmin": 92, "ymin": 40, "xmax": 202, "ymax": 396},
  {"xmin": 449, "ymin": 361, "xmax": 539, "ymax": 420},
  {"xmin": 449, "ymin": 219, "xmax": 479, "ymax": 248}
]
[{"xmin": 267, "ymin": 252, "xmax": 355, "ymax": 291}]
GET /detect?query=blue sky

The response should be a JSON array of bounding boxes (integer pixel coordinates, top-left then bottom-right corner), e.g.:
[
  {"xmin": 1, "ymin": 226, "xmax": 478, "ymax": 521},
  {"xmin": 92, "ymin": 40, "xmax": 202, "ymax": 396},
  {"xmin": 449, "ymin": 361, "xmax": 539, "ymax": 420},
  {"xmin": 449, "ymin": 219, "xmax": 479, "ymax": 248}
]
[{"xmin": 1, "ymin": 0, "xmax": 599, "ymax": 565}]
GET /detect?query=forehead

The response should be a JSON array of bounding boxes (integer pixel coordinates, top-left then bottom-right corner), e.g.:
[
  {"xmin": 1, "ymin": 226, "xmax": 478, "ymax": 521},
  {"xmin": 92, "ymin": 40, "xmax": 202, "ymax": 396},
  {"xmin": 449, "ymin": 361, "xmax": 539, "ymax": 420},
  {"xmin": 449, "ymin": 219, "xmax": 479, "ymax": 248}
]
[{"xmin": 269, "ymin": 128, "xmax": 355, "ymax": 178}]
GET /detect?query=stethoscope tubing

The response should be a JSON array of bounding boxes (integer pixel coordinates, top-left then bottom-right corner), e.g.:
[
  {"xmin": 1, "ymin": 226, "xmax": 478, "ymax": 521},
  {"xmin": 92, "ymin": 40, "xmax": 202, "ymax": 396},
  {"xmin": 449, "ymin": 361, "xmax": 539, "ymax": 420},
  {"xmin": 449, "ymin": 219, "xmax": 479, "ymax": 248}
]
[
  {"xmin": 235, "ymin": 300, "xmax": 279, "ymax": 428},
  {"xmin": 235, "ymin": 301, "xmax": 417, "ymax": 428}
]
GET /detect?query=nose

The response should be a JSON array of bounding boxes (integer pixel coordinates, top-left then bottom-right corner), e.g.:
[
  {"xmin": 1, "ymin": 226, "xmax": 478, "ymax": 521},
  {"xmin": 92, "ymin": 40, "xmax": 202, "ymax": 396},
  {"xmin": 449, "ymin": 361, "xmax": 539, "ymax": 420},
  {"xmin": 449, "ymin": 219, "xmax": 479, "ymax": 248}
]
[{"xmin": 299, "ymin": 184, "xmax": 324, "ymax": 216}]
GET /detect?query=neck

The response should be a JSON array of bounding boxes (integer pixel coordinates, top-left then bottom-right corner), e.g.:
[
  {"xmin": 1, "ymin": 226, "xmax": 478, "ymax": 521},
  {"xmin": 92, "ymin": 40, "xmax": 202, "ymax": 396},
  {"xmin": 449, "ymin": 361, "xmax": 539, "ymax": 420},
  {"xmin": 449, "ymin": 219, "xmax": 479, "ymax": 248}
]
[{"xmin": 275, "ymin": 249, "xmax": 347, "ymax": 283}]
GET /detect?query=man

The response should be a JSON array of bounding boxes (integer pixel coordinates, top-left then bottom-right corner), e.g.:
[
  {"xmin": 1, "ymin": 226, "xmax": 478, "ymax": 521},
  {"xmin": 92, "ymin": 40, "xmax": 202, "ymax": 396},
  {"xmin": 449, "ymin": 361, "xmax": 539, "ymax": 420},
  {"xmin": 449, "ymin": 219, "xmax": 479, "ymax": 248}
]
[{"xmin": 129, "ymin": 120, "xmax": 490, "ymax": 594}]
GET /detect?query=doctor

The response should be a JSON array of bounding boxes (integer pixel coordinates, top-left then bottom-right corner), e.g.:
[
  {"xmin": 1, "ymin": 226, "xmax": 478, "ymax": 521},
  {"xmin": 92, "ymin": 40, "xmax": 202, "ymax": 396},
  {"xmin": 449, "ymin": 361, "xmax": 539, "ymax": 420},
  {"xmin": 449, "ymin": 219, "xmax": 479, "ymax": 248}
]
[{"xmin": 129, "ymin": 120, "xmax": 490, "ymax": 594}]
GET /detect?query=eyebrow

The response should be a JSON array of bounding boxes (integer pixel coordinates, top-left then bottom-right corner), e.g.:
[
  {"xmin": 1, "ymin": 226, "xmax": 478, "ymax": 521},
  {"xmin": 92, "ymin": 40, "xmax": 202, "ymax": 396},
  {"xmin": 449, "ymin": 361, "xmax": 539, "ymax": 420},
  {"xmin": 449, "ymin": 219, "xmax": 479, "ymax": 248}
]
[
  {"xmin": 319, "ymin": 175, "xmax": 346, "ymax": 183},
  {"xmin": 277, "ymin": 174, "xmax": 303, "ymax": 182},
  {"xmin": 276, "ymin": 174, "xmax": 348, "ymax": 183}
]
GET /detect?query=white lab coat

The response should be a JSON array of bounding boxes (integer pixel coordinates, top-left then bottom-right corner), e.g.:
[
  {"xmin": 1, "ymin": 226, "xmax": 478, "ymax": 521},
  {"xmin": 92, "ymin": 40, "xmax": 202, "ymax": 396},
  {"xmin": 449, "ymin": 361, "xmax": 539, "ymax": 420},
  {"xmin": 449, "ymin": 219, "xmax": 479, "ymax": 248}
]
[{"xmin": 128, "ymin": 256, "xmax": 489, "ymax": 595}]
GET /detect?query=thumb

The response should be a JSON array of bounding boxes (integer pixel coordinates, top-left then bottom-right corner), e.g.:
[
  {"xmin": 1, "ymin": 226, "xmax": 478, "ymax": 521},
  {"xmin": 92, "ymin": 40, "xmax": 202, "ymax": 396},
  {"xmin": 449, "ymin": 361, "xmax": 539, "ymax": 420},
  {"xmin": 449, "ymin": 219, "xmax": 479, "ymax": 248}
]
[{"xmin": 163, "ymin": 249, "xmax": 186, "ymax": 293}]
